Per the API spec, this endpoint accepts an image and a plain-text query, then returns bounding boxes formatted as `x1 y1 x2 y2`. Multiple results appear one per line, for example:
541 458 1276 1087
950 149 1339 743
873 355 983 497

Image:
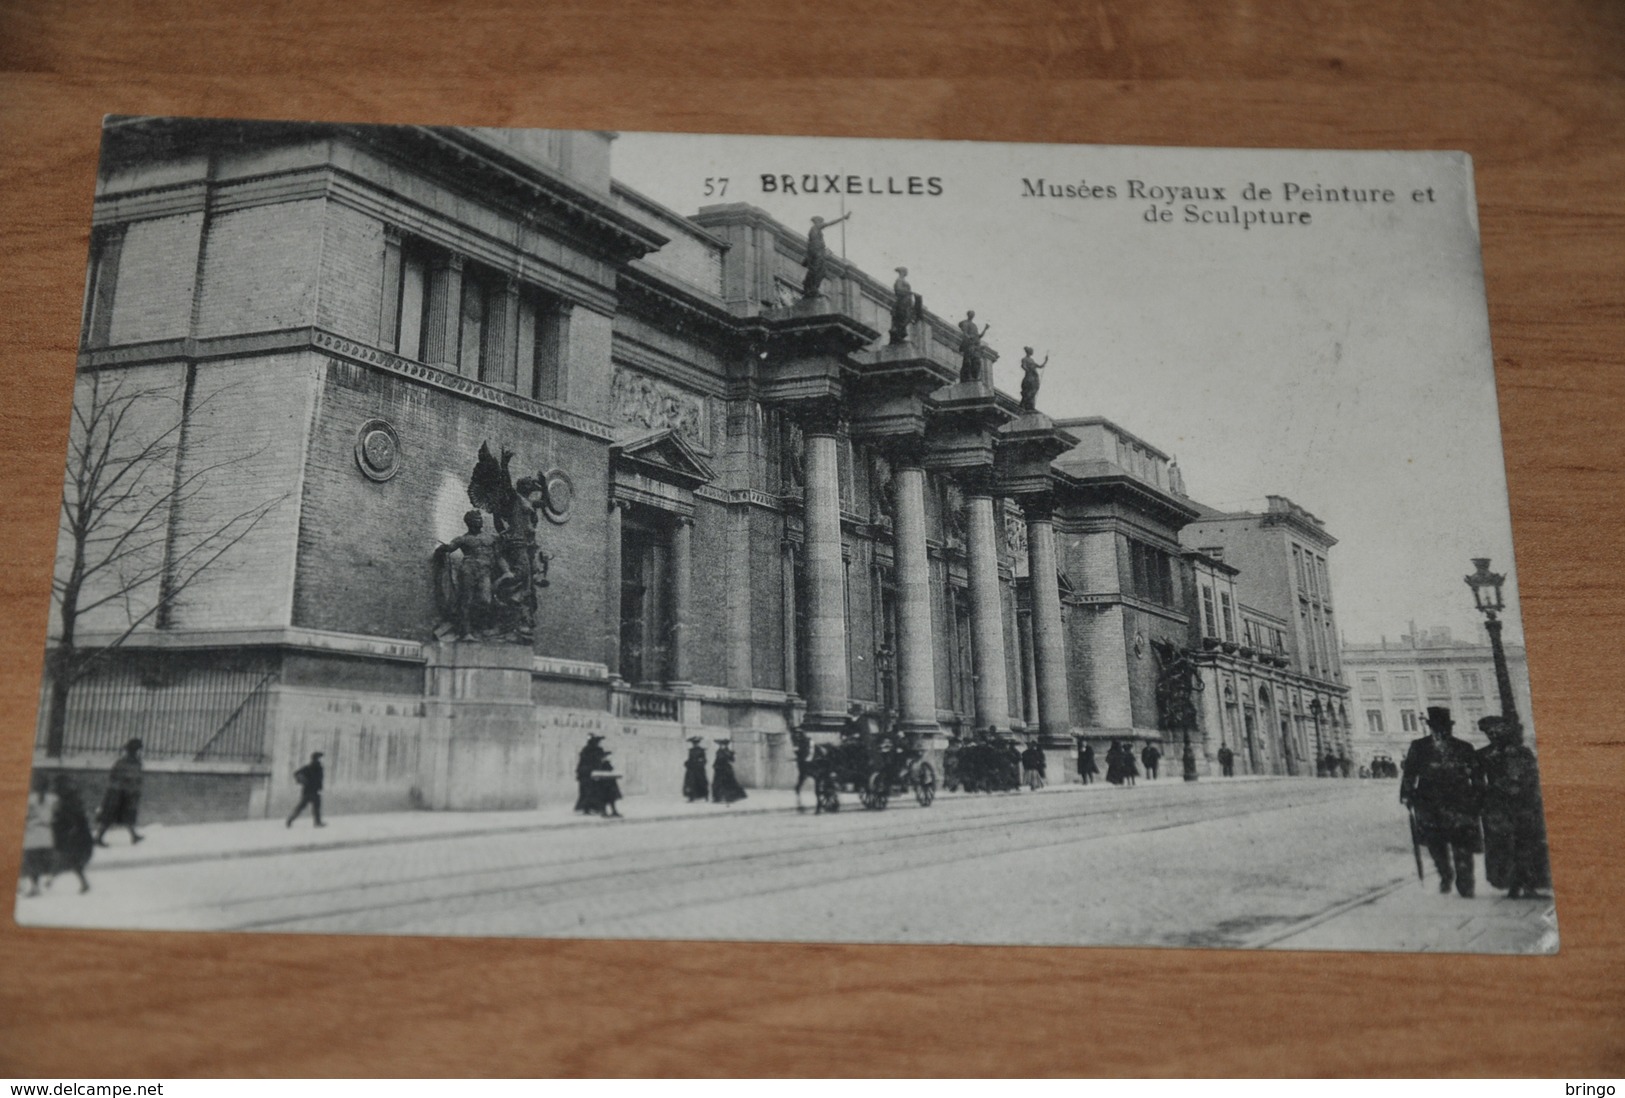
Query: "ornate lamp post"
1465 557 1522 735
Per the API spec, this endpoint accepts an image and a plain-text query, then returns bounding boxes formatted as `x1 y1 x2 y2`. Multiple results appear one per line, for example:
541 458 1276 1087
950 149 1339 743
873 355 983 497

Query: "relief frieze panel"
610 367 711 452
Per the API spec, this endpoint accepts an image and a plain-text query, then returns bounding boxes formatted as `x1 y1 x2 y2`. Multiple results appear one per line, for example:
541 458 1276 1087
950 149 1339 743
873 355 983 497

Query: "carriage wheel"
816 774 840 814
914 762 937 807
861 771 890 810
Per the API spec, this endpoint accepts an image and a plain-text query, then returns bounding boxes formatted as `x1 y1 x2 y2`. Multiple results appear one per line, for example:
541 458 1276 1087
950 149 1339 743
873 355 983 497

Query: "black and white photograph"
14 117 1556 954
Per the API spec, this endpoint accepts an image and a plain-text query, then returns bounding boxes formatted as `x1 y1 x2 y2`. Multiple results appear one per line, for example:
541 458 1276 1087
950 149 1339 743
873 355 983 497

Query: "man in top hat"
287 751 326 828
1400 706 1482 897
96 737 145 846
575 734 607 814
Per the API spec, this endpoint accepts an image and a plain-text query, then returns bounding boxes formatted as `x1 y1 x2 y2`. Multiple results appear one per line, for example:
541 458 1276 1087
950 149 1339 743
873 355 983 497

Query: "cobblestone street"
17 778 1557 954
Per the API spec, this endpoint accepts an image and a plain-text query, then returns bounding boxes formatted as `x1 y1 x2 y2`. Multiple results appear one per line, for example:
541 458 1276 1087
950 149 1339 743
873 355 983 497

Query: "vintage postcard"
14 118 1555 953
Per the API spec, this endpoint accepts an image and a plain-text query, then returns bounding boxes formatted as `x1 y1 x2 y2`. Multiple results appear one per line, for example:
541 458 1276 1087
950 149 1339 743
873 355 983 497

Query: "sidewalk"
83 771 1289 873
1253 871 1560 954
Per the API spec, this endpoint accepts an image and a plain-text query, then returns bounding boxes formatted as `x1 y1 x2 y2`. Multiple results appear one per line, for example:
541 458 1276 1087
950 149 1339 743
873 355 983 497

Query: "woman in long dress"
682 737 709 803
711 740 747 804
51 775 95 893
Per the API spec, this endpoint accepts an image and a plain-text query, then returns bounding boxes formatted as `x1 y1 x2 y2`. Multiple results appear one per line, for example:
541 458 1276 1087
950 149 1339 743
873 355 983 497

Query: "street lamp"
1465 557 1522 736
1309 697 1325 776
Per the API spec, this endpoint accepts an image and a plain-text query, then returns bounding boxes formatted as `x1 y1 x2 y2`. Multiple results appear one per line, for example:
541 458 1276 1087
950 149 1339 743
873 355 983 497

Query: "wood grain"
1 0 1621 1077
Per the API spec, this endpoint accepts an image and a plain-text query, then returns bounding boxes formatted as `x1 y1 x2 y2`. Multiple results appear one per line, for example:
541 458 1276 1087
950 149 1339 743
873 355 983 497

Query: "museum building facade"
38 119 1347 821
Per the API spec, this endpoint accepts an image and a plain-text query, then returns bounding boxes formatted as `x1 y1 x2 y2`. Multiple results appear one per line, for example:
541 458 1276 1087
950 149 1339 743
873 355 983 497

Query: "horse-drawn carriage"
802 711 937 813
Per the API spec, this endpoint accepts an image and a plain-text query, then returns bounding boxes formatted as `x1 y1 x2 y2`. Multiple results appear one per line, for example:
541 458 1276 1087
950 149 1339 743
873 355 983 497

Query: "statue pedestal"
422 640 539 811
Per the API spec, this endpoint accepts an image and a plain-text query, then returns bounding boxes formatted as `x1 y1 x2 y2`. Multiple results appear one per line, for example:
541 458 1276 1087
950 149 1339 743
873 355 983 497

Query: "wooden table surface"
1 0 1621 1078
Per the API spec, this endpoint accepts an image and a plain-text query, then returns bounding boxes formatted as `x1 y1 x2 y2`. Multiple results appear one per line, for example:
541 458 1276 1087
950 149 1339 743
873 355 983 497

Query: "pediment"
611 429 717 490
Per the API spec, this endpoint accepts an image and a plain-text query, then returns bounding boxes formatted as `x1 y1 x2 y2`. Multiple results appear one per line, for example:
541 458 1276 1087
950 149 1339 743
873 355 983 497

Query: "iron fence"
40 663 277 762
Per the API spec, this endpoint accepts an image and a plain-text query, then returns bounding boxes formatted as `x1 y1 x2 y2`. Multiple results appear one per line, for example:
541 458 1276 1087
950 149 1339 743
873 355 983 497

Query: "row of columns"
798 421 1072 741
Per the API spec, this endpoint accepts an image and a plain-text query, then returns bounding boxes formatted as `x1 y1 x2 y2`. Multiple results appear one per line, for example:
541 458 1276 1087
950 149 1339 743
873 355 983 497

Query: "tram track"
217 781 1378 937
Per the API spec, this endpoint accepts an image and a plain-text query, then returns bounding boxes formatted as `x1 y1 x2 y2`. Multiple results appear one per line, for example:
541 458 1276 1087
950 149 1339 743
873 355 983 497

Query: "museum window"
458 264 504 380
81 225 125 349
517 285 570 401
1200 584 1218 638
619 513 674 686
1219 590 1236 642
391 236 434 361
1425 670 1450 696
1359 673 1381 699
1400 708 1418 733
949 585 974 716
1466 703 1486 726
1365 709 1385 734
1129 539 1176 609
1391 671 1416 697
1459 669 1483 694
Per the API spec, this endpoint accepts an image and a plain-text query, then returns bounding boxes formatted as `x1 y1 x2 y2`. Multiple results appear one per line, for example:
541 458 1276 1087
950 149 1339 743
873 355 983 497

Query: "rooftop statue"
958 311 990 383
1018 347 1048 411
889 267 923 345
801 212 852 300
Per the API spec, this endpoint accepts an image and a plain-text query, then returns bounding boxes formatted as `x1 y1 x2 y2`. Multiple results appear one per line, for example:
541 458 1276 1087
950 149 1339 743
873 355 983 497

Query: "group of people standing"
1400 706 1551 901
1075 739 1166 786
681 736 747 805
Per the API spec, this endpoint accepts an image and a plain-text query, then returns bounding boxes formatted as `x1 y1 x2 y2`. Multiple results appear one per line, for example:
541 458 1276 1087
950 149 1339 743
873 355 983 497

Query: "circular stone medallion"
355 419 401 482
543 468 574 524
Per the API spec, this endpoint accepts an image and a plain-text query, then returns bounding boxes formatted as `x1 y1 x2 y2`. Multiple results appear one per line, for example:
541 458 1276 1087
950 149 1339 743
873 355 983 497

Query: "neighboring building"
1180 497 1353 774
39 118 1344 821
1342 624 1534 767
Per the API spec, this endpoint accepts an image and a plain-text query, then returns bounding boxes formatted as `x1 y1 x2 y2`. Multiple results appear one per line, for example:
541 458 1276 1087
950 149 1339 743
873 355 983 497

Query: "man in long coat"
1400 706 1482 897
95 737 145 846
1476 716 1551 899
575 734 607 814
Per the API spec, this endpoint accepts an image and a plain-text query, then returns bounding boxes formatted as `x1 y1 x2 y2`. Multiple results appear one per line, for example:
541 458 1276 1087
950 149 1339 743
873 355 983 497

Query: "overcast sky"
613 133 1524 645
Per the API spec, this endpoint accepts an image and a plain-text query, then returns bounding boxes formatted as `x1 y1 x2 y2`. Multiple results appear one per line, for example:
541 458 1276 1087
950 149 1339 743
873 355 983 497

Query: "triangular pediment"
611 429 716 489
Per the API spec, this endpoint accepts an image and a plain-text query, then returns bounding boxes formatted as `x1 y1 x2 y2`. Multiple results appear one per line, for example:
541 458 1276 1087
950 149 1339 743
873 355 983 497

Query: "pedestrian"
20 773 57 897
94 737 145 847
712 739 747 804
1021 740 1045 790
683 736 710 802
1105 741 1123 785
791 725 814 809
575 734 607 814
591 749 624 818
1123 743 1139 786
286 751 326 828
1078 741 1098 785
1399 706 1482 898
1476 716 1551 899
51 775 95 894
1217 743 1235 777
1141 742 1161 780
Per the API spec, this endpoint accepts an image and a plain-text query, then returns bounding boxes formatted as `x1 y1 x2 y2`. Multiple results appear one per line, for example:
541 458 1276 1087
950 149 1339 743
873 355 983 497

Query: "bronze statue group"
1400 705 1551 900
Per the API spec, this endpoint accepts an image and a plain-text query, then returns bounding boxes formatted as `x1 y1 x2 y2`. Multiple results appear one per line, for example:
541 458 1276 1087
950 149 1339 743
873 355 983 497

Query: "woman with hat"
1476 716 1551 899
711 739 747 804
95 738 145 846
591 747 624 818
682 736 709 803
51 774 95 894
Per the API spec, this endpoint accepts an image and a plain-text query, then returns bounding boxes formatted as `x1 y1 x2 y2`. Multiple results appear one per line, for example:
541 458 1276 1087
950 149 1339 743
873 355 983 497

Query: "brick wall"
293 356 611 661
108 213 203 344
317 201 386 344
166 353 317 631
195 201 321 338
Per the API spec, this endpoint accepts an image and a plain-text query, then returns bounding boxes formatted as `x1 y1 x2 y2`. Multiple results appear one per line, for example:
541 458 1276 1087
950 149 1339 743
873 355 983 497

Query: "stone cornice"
78 327 618 444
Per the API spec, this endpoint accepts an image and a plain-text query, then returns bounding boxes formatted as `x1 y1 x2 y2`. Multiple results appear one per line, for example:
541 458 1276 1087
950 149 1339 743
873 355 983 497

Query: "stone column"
423 254 464 372
378 226 403 348
669 515 693 687
801 416 849 729
892 463 938 735
1025 500 1072 737
965 491 1011 732
1017 610 1039 727
604 499 625 680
